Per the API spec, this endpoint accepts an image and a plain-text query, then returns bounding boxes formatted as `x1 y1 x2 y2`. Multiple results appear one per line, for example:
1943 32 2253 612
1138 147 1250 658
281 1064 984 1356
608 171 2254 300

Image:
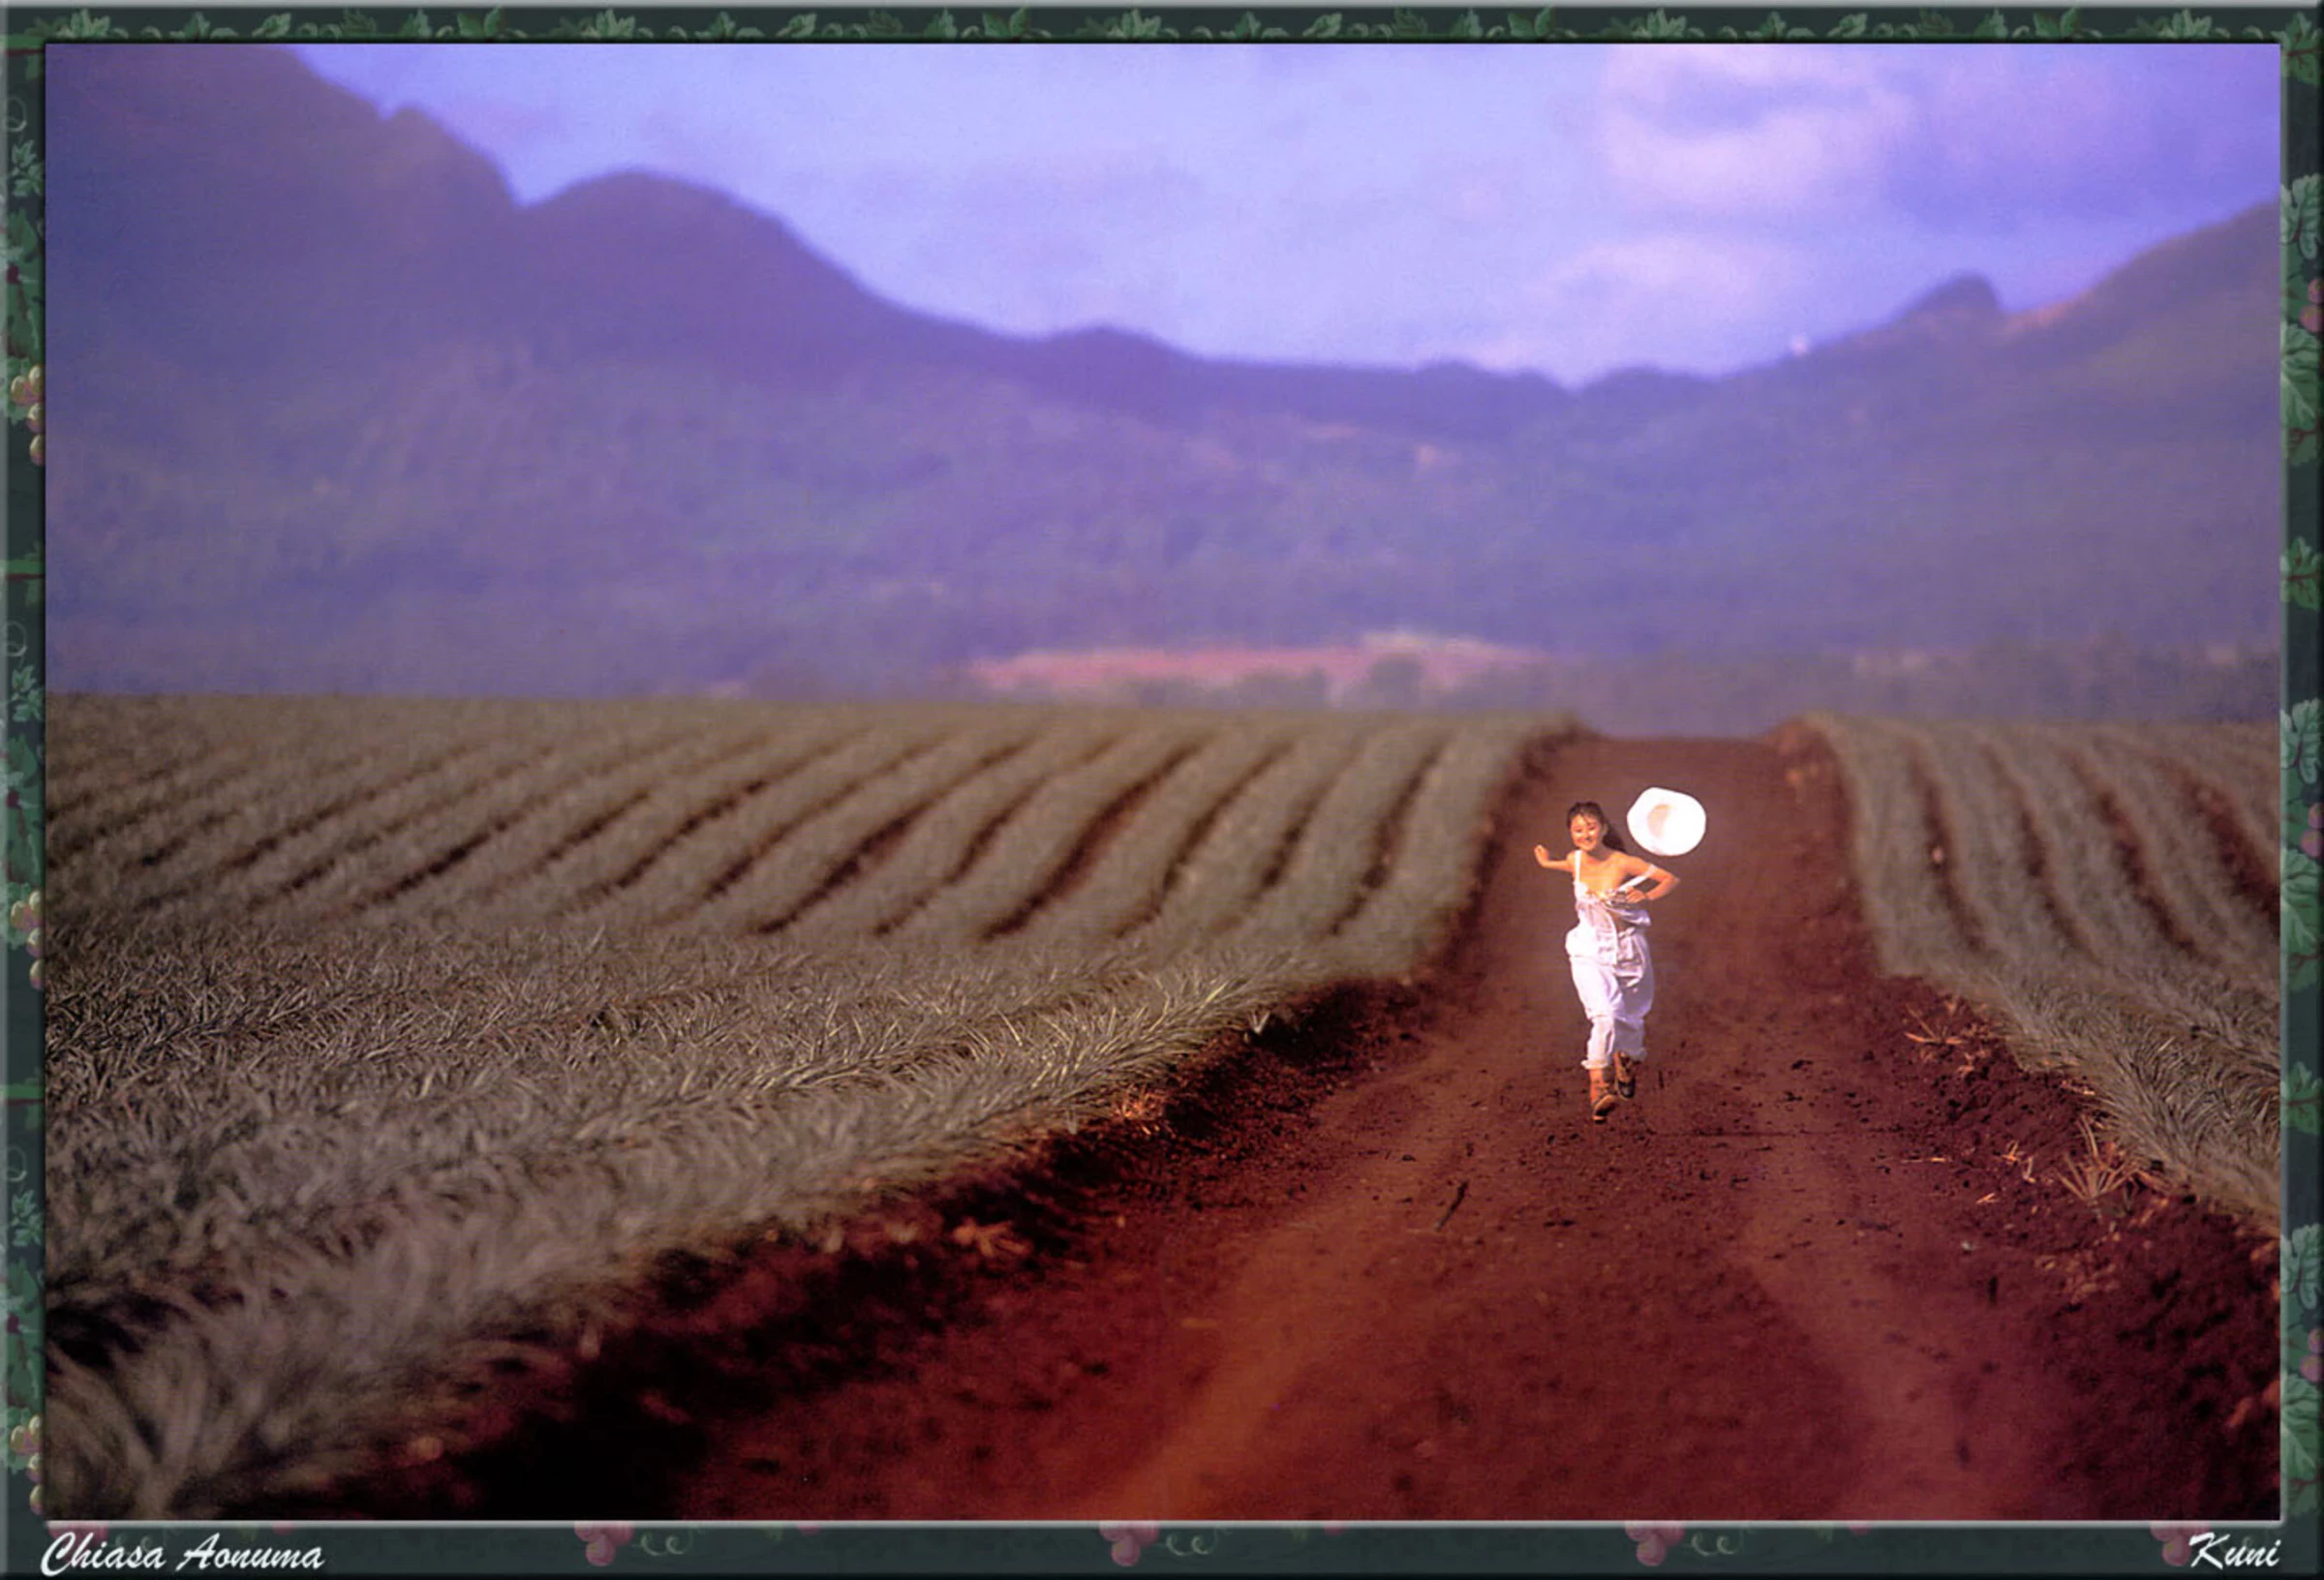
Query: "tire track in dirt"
319 732 2277 1522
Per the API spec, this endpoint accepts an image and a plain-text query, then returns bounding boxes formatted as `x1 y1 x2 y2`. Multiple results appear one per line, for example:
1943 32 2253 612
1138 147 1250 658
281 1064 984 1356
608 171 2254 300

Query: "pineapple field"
37 697 2283 1524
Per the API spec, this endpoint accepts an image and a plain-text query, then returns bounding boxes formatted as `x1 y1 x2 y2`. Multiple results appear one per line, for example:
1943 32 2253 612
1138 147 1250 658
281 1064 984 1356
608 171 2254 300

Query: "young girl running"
1533 801 1680 1122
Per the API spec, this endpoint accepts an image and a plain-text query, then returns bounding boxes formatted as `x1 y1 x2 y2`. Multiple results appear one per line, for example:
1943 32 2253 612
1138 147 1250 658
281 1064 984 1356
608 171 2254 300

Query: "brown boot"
1613 1051 1636 1100
1589 1067 1619 1122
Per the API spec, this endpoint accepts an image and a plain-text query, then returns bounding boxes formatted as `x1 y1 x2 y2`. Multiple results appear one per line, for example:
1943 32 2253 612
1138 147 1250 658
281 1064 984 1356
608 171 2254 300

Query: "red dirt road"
343 733 2279 1522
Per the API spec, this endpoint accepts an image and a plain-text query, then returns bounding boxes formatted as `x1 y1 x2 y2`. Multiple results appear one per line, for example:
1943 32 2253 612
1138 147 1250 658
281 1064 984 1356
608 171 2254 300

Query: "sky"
276 41 2273 386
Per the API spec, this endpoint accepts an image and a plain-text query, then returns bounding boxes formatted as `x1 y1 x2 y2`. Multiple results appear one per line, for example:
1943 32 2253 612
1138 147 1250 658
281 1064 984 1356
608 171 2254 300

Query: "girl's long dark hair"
1568 800 1629 853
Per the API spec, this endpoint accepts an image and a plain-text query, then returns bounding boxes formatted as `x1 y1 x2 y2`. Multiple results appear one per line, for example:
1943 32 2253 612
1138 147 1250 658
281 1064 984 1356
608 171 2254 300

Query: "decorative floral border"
0 3 2318 40
0 7 2316 1573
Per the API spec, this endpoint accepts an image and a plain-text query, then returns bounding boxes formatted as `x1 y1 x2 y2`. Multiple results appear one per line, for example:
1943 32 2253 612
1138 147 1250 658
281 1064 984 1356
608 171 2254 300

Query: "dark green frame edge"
0 6 2315 1574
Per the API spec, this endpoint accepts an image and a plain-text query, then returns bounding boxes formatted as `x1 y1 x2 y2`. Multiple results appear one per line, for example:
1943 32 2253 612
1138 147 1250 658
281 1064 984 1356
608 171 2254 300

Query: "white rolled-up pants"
1567 927 1653 1070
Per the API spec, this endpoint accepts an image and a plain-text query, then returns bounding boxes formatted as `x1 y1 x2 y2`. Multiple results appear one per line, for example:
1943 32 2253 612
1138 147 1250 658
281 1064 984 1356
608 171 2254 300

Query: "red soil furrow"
107 733 473 903
758 733 1046 936
1109 739 1296 938
539 729 862 915
983 737 1208 940
1898 729 1991 957
258 738 535 911
2146 749 2282 923
2062 747 2207 960
689 736 942 908
1981 736 2101 961
303 732 2278 1523
347 725 703 915
1326 735 1450 937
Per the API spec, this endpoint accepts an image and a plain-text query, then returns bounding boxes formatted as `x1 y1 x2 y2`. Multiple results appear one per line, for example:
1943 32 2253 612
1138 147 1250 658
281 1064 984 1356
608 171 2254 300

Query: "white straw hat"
1627 786 1706 858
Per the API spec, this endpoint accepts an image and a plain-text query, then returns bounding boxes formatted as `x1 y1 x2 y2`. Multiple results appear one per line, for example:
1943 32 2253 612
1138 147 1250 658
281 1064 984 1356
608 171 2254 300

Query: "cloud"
1467 232 1817 383
1595 46 1917 222
1594 44 2277 234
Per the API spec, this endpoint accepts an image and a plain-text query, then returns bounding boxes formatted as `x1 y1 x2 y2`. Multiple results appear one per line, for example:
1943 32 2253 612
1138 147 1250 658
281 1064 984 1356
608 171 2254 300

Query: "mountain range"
44 44 2280 712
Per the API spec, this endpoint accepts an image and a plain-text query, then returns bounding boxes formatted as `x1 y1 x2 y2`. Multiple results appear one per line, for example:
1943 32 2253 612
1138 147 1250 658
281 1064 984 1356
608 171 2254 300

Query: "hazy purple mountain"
43 44 2279 707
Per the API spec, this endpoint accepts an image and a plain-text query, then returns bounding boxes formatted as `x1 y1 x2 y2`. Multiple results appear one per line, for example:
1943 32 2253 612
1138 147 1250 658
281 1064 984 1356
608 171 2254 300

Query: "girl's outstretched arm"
1533 844 1574 871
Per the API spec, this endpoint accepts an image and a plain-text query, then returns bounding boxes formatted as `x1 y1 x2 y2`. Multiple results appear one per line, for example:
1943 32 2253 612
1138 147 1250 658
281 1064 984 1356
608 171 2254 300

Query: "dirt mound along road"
330 733 2278 1523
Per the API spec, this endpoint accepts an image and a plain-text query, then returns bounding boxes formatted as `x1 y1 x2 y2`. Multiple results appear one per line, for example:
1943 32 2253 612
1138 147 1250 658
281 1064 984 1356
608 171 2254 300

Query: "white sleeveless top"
1569 864 1650 963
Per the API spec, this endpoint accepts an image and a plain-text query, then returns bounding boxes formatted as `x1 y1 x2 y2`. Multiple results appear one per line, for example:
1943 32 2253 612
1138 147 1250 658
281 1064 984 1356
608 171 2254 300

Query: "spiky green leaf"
1825 13 1868 39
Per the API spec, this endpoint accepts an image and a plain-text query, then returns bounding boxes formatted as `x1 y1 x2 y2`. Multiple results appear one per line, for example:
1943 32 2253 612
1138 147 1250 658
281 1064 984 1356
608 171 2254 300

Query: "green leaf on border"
924 9 959 39
2286 176 2322 263
5 552 42 612
2285 844 2322 983
2285 14 2324 83
2288 701 2324 786
1506 5 1557 38
2289 540 2324 610
1606 9 1696 41
1826 13 1868 39
2288 321 2322 464
2290 1063 2324 1137
2 738 39 888
2131 9 2222 40
2285 1369 2322 1514
2289 1225 2324 1314
3 1261 38 1411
